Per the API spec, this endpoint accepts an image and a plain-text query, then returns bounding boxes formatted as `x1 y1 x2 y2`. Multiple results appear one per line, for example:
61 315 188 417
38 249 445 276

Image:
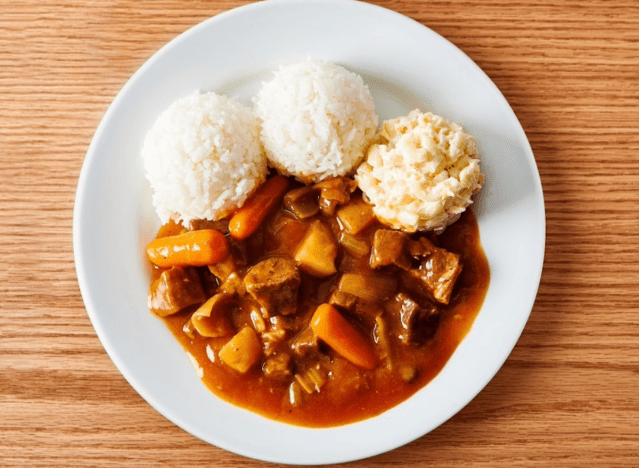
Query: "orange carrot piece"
229 175 289 240
147 229 229 268
311 304 377 370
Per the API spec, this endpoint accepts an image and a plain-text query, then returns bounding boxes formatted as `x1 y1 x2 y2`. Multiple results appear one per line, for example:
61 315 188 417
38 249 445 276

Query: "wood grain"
1 0 638 466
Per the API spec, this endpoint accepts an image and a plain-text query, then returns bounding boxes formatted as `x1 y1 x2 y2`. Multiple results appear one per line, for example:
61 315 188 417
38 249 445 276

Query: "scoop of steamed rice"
142 92 267 225
254 60 378 183
356 110 484 233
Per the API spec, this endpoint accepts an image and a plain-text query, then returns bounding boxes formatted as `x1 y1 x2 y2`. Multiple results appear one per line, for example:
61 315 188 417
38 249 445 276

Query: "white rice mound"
254 60 378 183
142 92 267 225
356 110 484 233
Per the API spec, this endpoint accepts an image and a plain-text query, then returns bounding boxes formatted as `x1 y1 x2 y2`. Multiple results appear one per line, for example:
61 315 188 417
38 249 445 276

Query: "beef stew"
146 175 490 427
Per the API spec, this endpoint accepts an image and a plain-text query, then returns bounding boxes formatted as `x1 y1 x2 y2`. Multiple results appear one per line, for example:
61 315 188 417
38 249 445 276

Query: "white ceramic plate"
73 0 545 464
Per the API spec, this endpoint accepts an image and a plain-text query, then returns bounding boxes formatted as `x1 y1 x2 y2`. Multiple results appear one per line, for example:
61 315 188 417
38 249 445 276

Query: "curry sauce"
149 176 490 427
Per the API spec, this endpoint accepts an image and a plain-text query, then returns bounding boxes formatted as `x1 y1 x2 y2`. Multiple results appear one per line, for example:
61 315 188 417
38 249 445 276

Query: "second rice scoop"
254 60 378 183
356 110 484 233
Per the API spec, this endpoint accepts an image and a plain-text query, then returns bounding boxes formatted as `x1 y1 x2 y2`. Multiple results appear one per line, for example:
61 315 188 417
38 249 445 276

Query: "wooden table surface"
2 0 638 466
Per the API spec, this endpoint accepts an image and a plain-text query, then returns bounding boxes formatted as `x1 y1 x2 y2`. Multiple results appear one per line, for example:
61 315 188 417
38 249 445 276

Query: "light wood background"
1 0 638 466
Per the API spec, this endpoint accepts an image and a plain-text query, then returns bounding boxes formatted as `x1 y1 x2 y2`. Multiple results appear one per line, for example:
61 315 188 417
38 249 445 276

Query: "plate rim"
73 0 546 464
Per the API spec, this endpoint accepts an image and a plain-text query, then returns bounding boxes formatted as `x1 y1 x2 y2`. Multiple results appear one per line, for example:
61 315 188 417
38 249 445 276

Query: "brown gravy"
153 195 489 427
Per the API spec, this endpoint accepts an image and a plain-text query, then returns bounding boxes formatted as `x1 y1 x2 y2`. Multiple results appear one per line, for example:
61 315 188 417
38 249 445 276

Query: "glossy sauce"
154 203 490 427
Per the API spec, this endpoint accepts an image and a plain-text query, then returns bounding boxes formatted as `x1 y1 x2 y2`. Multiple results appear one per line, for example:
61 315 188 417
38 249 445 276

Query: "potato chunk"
294 220 337 277
336 196 376 235
219 327 262 373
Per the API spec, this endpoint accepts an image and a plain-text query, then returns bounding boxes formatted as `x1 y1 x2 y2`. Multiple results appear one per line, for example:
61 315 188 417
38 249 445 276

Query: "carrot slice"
311 304 377 370
147 229 229 268
229 175 289 240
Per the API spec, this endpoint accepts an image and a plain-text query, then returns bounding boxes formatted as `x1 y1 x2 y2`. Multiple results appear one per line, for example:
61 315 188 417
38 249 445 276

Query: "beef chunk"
404 237 462 304
228 237 248 267
187 218 230 234
370 229 412 270
243 257 301 318
148 266 206 316
198 265 221 297
407 237 435 258
385 293 439 345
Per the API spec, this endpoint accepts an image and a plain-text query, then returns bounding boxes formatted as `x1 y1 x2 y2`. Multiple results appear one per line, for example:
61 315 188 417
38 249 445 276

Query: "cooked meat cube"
403 237 462 304
415 251 461 304
188 218 230 234
291 326 319 357
198 265 221 297
385 293 439 344
263 353 292 379
407 237 436 258
148 266 206 317
370 229 412 270
228 237 249 266
244 257 301 317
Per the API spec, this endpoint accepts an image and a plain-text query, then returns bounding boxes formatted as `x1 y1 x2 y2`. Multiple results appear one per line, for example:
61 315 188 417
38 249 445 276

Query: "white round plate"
73 0 545 464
